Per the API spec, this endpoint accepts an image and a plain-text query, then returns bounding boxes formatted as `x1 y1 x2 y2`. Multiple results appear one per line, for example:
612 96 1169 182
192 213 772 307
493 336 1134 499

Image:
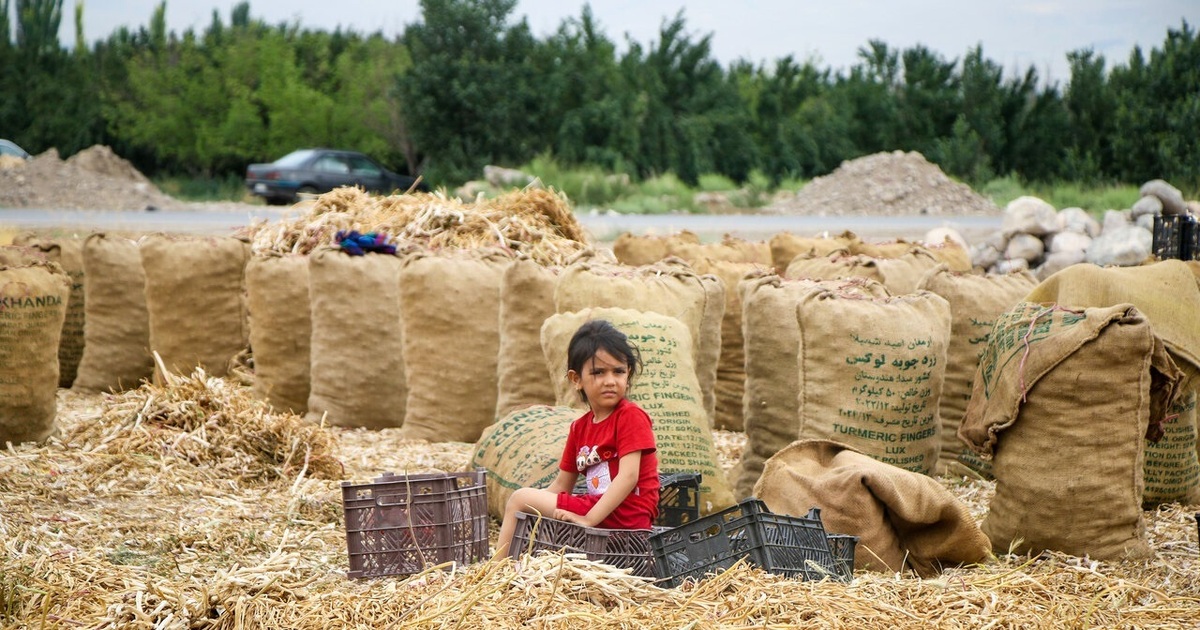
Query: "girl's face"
569 348 630 416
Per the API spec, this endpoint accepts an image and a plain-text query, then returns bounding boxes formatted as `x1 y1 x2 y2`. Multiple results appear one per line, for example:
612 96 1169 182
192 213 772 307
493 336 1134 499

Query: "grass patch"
153 173 253 202
980 175 1141 217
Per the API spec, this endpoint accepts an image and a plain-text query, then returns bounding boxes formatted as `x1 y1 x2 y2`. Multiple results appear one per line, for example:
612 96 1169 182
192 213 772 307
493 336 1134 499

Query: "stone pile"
970 179 1198 278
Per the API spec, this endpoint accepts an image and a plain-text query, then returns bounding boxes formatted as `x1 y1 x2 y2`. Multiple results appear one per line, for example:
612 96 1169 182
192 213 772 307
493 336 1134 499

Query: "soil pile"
766 151 1000 217
0 146 184 211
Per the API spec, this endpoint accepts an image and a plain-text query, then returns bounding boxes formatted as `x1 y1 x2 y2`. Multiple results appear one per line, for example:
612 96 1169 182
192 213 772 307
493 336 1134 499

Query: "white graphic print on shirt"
577 445 610 495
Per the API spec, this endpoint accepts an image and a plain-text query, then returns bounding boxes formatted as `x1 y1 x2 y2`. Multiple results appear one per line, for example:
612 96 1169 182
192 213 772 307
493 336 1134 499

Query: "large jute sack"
306 247 406 429
140 234 250 379
400 249 511 443
246 253 311 414
735 274 889 499
1147 376 1200 505
922 237 973 272
689 259 767 431
13 234 86 387
496 258 559 417
846 236 916 259
1024 261 1200 503
754 440 991 577
959 303 1182 560
611 231 700 266
0 260 70 444
542 307 735 514
783 251 884 285
471 405 577 519
797 289 950 476
554 256 721 426
917 266 1038 478
72 234 153 392
768 233 849 273
669 235 771 266
872 247 942 295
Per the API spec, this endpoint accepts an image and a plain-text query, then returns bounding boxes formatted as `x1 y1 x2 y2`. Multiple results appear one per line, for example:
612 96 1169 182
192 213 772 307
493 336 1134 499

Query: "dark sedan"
245 148 427 205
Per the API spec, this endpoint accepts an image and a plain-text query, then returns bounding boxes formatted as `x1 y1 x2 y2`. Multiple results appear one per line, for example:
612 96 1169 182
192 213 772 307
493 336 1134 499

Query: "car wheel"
296 185 319 202
265 196 289 206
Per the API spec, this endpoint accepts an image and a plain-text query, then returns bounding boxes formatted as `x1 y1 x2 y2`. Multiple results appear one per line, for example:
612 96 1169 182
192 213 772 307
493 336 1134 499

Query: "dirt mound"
766 151 1001 217
0 146 183 211
65 145 151 184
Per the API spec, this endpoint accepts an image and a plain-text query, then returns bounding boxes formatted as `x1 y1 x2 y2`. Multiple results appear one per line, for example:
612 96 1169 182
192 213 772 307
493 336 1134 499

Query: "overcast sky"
57 0 1198 85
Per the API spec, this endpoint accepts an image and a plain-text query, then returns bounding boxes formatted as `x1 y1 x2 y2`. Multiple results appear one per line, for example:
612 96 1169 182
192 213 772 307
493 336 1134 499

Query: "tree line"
2 0 1198 191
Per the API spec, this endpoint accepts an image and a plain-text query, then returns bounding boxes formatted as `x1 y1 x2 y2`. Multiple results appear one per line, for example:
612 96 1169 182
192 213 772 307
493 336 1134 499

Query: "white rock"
993 258 1030 274
924 227 969 250
1002 196 1058 236
1004 233 1046 263
985 231 1009 251
1136 213 1156 231
1085 226 1153 267
1046 231 1092 254
1131 195 1163 218
1057 207 1101 237
971 243 1001 270
1140 179 1187 215
483 165 536 189
1102 209 1132 234
1036 250 1088 280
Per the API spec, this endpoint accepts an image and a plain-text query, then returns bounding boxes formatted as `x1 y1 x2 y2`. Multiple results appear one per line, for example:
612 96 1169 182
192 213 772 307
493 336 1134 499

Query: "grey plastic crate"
826 534 859 583
657 472 702 528
1153 215 1187 260
649 498 840 588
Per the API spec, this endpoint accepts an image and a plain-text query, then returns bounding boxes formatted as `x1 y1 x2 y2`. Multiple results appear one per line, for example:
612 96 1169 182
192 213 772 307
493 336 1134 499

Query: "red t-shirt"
558 398 659 529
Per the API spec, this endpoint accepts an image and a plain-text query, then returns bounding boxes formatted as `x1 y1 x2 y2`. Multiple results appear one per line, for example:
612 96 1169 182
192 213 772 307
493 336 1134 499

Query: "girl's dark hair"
567 319 642 400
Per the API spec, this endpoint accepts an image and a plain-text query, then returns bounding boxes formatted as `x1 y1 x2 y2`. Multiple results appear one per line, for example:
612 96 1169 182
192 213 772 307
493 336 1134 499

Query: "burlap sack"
768 233 849 273
922 237 973 272
783 251 885 284
959 303 1182 560
1024 261 1200 503
542 307 735 514
917 266 1038 478
554 256 720 426
873 247 942 295
735 274 889 499
246 253 311 414
669 236 771 266
1147 379 1200 505
72 234 153 392
496 258 559 417
797 290 950 476
0 245 47 266
754 440 991 577
306 247 406 429
611 231 700 266
400 249 511 443
471 405 577 519
847 236 915 259
689 259 767 431
697 274 726 425
140 234 250 379
0 260 71 444
13 234 85 387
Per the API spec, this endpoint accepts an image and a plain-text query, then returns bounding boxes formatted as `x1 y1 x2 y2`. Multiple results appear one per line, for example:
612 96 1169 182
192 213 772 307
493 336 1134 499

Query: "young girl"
496 319 660 555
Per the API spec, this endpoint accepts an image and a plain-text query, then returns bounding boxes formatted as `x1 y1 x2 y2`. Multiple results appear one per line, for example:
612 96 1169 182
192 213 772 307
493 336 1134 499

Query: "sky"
56 0 1199 85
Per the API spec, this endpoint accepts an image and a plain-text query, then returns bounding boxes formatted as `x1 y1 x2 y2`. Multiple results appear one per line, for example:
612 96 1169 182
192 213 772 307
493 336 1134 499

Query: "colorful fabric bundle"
336 230 396 256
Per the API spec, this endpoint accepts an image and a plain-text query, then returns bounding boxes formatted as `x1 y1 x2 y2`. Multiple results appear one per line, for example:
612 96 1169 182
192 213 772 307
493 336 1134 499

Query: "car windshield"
274 149 317 168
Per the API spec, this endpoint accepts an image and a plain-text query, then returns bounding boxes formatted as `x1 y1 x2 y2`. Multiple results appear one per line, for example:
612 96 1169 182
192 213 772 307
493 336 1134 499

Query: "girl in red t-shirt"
496 319 660 555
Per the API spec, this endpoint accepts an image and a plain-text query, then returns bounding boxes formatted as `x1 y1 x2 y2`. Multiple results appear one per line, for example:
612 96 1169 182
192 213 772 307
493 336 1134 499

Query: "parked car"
245 148 428 205
0 139 31 160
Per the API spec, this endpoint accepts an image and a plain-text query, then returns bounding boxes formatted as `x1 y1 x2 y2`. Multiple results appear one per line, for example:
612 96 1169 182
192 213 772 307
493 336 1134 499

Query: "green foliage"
980 175 1139 214
697 173 737 192
520 153 634 207
153 173 253 202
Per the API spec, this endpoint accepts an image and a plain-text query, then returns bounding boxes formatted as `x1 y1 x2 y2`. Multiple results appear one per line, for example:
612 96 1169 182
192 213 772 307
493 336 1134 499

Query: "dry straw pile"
2 376 1199 628
245 187 589 264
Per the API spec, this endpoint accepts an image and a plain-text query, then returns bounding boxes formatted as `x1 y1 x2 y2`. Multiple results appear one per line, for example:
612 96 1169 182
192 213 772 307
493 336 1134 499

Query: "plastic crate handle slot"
689 523 724 543
376 494 411 507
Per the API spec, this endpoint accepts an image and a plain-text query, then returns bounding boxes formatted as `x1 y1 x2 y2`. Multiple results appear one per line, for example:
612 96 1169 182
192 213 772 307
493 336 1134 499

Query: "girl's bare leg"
496 487 561 556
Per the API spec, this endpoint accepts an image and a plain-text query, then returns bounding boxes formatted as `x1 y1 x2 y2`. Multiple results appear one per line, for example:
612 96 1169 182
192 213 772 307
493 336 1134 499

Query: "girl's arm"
559 450 642 527
546 469 578 495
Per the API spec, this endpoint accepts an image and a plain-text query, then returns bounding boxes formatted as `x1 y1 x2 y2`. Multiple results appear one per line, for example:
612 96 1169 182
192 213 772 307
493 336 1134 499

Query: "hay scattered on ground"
2 384 1198 628
245 187 589 265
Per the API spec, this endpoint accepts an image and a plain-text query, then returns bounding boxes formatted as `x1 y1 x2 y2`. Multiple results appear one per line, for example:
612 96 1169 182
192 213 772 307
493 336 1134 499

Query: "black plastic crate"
1154 215 1187 260
1183 215 1200 260
341 469 489 579
657 472 702 527
826 534 859 583
649 498 840 588
509 512 657 578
